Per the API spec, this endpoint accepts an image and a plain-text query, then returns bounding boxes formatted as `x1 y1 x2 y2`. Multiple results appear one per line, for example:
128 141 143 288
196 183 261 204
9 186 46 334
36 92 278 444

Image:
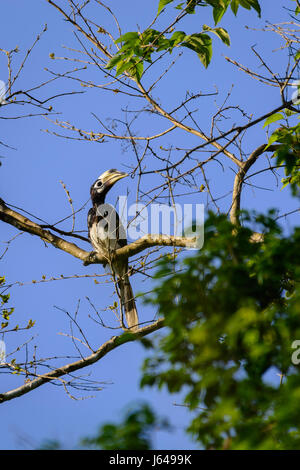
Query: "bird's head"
90 169 128 203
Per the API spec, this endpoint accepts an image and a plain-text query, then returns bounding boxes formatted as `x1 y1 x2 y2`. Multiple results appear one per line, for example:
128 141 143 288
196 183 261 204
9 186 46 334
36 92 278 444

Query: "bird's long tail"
118 273 139 332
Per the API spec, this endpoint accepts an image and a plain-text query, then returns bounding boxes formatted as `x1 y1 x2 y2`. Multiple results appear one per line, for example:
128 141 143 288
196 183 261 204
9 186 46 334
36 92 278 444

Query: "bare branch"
230 144 280 225
0 318 164 404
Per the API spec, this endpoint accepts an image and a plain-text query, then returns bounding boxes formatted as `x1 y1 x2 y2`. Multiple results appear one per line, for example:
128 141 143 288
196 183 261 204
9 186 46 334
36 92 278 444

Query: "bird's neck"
92 194 106 206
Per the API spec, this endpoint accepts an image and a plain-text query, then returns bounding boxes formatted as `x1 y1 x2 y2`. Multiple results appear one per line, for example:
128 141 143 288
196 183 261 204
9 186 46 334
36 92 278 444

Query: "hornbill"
88 169 139 331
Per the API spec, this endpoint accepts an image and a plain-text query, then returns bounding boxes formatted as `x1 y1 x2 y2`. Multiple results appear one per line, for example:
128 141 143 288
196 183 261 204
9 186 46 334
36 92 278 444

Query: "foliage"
141 211 300 449
81 403 170 450
0 276 35 334
0 276 14 330
263 44 300 195
265 119 300 196
105 0 260 77
157 0 261 20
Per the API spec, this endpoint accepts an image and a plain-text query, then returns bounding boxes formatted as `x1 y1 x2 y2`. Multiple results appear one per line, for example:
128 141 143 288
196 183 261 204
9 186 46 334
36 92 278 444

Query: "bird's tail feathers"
119 274 139 332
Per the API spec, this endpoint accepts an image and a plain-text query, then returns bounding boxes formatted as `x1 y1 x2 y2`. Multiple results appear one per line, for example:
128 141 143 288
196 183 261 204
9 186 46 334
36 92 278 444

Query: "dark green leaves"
211 0 231 24
230 0 239 15
0 276 14 330
175 27 230 68
157 0 261 23
115 32 140 45
213 0 261 24
105 31 145 81
218 0 261 24
141 212 300 449
269 123 300 195
105 0 262 79
263 107 300 195
182 33 213 68
239 0 261 16
106 22 231 78
203 24 231 45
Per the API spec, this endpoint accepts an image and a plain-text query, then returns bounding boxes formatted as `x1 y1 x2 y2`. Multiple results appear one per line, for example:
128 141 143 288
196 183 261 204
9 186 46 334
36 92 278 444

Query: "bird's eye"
96 181 102 187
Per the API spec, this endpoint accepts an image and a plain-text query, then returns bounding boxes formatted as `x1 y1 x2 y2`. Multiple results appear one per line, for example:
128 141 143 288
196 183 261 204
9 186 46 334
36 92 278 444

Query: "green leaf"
265 132 280 149
284 108 297 117
247 0 261 16
238 0 251 9
231 0 239 15
170 31 187 45
203 25 230 46
238 0 261 16
263 113 284 128
157 0 174 15
115 57 144 81
105 53 124 70
213 6 227 24
182 33 213 68
115 59 133 76
134 61 144 82
198 48 212 68
115 32 140 44
156 38 173 52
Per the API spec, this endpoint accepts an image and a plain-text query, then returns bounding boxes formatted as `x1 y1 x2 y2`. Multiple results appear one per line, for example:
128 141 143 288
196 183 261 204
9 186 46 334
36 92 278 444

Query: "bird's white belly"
90 204 125 253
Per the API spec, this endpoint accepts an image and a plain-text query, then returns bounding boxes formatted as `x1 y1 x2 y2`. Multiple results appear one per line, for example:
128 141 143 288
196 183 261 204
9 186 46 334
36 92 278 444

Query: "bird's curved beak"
100 170 128 188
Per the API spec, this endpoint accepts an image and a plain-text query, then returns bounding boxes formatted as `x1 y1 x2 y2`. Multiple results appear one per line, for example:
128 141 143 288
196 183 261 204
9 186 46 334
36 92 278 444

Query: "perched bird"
88 169 139 331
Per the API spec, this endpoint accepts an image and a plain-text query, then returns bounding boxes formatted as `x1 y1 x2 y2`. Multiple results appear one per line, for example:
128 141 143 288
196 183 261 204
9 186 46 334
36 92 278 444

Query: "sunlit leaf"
263 113 284 128
157 0 174 15
203 24 230 45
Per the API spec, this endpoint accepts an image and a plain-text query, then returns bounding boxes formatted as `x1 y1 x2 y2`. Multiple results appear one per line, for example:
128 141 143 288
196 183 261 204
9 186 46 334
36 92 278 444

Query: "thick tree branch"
0 198 90 262
84 233 197 265
0 199 196 264
230 144 279 225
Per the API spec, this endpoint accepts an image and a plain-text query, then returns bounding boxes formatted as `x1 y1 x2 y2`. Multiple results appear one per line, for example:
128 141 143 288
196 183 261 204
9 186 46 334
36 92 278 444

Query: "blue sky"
0 0 298 449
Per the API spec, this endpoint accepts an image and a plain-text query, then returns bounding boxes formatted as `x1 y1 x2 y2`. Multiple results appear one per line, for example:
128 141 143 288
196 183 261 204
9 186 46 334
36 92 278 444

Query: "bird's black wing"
87 206 96 238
